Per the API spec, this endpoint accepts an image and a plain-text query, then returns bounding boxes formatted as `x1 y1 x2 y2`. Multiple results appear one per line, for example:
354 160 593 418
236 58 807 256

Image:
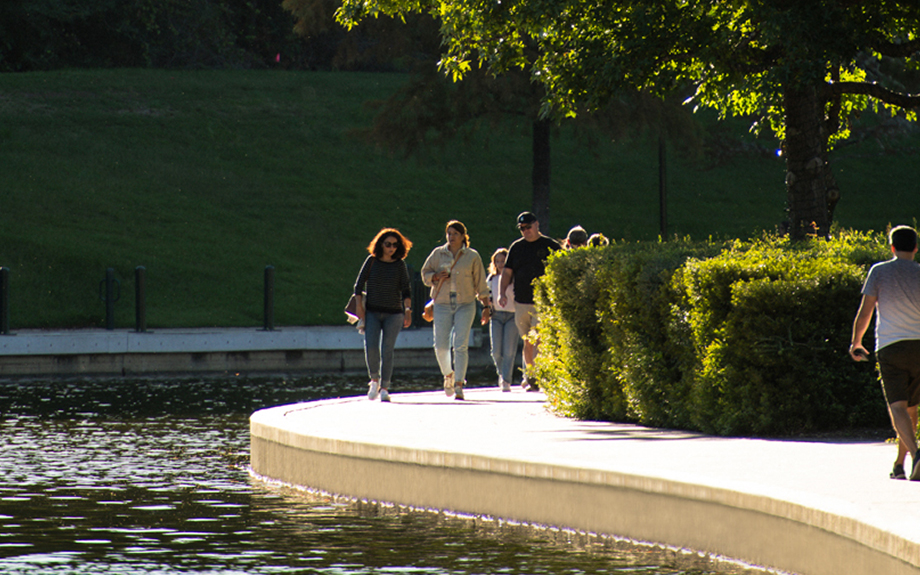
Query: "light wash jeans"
364 311 404 387
432 294 477 384
490 310 520 384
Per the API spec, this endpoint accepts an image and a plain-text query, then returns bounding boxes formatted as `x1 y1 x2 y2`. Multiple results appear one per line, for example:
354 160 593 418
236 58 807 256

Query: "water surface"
0 373 781 574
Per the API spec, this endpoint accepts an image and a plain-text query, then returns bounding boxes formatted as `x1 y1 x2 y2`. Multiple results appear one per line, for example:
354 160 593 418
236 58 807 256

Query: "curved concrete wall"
250 392 920 575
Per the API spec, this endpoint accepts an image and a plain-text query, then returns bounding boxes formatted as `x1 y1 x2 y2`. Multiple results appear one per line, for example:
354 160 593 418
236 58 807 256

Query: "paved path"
251 386 920 575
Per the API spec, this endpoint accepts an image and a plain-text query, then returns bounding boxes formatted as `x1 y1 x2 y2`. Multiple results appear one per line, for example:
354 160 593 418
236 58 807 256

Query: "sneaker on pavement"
443 373 455 397
380 389 390 402
454 385 464 400
500 379 511 392
367 380 380 400
912 450 920 481
891 463 907 480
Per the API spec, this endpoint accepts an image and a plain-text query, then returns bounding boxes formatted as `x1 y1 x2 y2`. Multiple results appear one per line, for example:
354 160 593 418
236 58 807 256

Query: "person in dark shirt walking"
498 212 562 391
354 228 413 402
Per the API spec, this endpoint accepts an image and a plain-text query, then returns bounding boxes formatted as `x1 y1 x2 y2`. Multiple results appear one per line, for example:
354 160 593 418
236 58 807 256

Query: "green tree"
0 0 312 71
283 0 441 70
336 0 920 239
287 0 704 234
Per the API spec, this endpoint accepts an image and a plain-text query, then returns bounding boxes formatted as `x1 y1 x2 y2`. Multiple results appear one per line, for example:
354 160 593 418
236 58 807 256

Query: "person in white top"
851 225 920 480
486 248 519 392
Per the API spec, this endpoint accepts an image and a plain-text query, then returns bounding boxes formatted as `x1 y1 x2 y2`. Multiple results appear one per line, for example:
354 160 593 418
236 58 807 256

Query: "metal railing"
0 264 435 334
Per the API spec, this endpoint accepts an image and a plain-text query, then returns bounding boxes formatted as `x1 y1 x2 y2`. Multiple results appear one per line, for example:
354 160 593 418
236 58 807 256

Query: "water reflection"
0 374 779 574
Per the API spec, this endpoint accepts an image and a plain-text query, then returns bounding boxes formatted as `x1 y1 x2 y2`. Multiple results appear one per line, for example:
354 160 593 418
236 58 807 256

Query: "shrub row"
533 230 892 436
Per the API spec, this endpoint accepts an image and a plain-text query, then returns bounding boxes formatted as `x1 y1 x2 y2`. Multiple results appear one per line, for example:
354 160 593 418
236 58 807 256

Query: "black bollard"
263 265 275 331
0 267 9 335
135 266 147 333
659 133 668 239
409 266 426 328
99 268 120 331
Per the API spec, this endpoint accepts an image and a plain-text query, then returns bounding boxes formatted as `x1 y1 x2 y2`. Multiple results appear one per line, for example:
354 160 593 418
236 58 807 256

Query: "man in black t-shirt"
499 212 562 391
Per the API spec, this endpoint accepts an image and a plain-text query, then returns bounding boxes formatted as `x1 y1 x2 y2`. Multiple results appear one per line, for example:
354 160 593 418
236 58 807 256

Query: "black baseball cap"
517 212 537 225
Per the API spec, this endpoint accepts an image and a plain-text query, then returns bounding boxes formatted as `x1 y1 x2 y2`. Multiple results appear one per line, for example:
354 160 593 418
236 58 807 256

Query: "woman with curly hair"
353 228 413 402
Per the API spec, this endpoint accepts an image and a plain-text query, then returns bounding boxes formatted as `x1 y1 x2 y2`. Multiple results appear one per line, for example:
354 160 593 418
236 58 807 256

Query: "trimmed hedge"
534 230 892 436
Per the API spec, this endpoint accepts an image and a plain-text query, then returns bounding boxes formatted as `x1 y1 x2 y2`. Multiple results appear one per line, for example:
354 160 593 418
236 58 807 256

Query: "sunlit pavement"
252 386 920 575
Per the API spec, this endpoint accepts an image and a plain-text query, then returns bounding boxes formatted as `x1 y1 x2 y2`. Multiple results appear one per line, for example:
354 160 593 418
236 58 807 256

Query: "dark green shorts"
877 339 920 406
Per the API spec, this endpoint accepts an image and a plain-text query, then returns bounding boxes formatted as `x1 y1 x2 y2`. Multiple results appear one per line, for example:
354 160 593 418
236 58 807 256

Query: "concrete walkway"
250 386 920 575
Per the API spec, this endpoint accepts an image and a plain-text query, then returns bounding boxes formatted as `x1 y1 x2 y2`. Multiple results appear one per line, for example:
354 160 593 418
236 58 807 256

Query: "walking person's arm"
354 257 372 322
400 262 412 328
498 268 513 308
850 294 877 361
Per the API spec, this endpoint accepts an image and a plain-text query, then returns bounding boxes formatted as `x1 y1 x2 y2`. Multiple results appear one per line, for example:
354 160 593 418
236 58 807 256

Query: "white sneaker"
500 379 511 392
368 380 380 400
443 373 455 397
380 389 390 402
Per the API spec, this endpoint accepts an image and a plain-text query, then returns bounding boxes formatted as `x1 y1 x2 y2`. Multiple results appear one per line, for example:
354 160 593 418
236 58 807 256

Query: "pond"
0 372 783 574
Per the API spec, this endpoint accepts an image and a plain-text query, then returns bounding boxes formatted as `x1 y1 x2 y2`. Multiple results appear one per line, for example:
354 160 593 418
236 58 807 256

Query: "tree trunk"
783 85 832 239
532 118 551 234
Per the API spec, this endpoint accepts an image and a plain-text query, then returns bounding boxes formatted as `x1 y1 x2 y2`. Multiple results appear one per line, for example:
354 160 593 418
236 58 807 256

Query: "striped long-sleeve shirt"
354 256 411 314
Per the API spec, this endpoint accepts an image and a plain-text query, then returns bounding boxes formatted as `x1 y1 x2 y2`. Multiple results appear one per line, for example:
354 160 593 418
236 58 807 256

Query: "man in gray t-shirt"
851 225 920 480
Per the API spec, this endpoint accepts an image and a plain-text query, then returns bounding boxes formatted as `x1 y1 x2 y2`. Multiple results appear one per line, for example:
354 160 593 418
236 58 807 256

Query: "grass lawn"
0 68 916 329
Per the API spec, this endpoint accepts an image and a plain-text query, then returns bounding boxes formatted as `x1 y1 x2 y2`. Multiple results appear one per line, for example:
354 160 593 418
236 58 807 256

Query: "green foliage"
535 239 724 425
532 247 621 421
284 0 441 72
674 233 890 435
0 69 915 330
0 0 311 71
0 69 771 329
334 0 920 238
336 0 920 124
535 230 893 436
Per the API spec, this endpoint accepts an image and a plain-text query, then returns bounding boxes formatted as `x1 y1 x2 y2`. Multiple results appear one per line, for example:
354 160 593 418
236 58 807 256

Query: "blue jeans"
490 310 520 383
364 311 404 387
433 294 477 384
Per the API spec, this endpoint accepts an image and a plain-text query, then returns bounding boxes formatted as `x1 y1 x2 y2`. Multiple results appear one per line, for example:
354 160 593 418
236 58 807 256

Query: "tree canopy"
0 0 340 71
337 0 920 238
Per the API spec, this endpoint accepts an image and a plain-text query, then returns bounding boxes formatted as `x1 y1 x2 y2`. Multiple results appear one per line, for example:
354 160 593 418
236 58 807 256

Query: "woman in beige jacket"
421 220 490 400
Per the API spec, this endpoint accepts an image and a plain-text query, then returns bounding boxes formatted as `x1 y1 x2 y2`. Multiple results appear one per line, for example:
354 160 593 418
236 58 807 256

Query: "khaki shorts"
877 339 920 406
514 304 539 340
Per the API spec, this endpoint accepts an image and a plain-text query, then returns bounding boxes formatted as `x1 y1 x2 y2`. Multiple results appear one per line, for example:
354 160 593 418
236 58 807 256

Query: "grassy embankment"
0 68 916 329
